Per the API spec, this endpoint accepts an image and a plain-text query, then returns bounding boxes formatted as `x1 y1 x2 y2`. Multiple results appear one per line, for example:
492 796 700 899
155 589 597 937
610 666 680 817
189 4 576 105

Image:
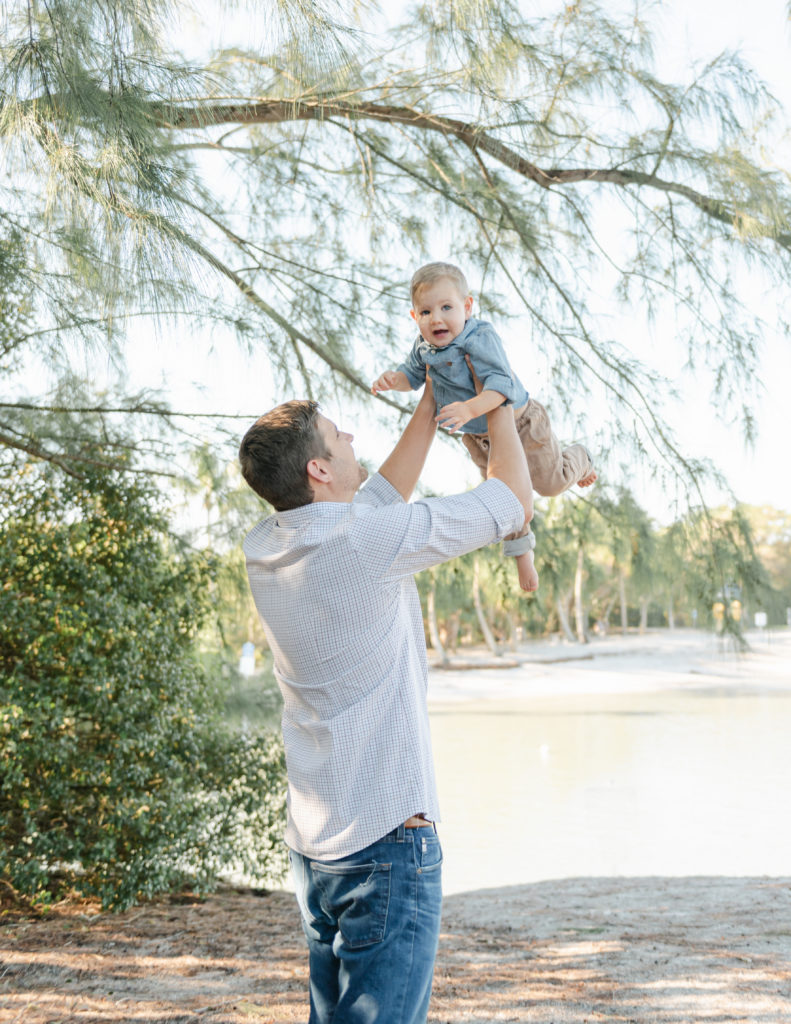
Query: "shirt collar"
274 501 351 528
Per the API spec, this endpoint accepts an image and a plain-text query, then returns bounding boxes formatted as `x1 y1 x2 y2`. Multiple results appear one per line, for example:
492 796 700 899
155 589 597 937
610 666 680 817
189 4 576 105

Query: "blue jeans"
289 823 443 1024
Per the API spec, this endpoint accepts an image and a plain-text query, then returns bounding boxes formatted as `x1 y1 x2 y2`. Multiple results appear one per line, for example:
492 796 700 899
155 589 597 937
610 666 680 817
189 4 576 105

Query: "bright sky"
116 0 791 520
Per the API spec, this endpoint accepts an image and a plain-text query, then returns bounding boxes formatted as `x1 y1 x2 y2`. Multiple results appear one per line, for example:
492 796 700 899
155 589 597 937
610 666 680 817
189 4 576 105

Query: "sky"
115 0 791 521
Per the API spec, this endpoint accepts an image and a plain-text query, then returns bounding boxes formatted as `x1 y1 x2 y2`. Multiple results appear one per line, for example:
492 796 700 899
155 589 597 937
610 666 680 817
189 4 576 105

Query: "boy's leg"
462 433 539 591
517 399 595 496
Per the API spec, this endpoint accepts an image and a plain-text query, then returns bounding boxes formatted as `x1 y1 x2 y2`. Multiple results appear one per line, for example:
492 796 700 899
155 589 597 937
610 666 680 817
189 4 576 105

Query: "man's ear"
306 457 331 486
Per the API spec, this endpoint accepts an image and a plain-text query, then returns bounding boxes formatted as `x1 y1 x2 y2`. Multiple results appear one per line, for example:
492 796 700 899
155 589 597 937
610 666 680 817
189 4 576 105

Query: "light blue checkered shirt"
244 472 524 859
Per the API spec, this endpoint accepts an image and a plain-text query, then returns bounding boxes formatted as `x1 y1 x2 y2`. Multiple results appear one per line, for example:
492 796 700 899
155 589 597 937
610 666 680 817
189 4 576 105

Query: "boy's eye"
442 304 452 310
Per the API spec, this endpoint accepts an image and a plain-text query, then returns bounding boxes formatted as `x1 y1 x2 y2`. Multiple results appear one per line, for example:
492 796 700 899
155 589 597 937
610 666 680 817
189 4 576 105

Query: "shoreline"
427 627 791 703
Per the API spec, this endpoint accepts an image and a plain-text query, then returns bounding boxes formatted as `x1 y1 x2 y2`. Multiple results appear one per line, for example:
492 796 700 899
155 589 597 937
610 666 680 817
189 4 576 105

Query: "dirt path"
2 876 790 1023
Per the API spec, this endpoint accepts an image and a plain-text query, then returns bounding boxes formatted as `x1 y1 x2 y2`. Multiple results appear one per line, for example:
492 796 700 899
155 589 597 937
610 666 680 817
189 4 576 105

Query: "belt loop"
396 822 406 841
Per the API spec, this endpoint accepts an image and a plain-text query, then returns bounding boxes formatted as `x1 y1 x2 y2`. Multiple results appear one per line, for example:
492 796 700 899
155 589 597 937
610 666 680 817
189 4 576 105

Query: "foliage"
742 506 791 622
677 504 774 629
0 0 789 505
0 455 286 910
185 444 272 654
416 487 786 646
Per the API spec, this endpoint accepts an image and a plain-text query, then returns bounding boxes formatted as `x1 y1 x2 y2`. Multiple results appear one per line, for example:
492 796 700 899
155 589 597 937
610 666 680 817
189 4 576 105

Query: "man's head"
239 400 366 510
410 262 473 349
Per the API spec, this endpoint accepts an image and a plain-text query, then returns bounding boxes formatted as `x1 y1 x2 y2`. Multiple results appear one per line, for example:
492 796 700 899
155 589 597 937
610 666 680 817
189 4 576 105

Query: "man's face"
316 415 368 494
411 278 473 348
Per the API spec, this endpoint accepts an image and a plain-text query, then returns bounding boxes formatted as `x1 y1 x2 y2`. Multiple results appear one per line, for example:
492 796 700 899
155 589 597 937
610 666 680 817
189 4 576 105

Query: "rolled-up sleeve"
396 339 427 391
464 325 521 406
351 478 525 580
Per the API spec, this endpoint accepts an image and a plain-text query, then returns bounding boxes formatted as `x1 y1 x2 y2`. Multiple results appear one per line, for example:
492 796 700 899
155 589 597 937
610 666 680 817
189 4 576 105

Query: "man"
239 377 532 1024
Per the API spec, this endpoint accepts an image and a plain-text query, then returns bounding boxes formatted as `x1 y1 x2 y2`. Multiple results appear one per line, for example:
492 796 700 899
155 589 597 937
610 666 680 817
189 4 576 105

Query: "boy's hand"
437 401 473 433
372 370 411 394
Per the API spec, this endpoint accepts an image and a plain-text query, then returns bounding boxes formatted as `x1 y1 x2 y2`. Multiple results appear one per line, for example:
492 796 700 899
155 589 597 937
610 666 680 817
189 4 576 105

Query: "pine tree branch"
149 97 791 251
151 193 412 413
0 423 178 479
0 401 257 419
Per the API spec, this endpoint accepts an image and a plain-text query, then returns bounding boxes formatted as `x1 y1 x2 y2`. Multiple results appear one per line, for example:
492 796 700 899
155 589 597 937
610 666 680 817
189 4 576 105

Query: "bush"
0 461 286 909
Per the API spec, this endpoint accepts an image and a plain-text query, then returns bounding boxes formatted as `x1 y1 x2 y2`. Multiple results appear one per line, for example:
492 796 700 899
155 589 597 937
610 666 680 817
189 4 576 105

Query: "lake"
428 629 791 895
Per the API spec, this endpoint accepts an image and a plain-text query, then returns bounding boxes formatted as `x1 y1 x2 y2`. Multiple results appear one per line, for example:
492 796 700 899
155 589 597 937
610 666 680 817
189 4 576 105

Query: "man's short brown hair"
410 262 470 306
239 400 329 511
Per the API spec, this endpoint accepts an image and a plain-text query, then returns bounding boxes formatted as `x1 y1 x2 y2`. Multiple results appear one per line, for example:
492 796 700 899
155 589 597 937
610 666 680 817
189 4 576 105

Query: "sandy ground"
3 630 791 1023
2 877 790 1023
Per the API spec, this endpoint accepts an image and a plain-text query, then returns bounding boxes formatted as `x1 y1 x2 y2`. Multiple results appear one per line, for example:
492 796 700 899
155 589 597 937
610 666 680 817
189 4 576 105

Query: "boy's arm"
377 377 438 500
436 388 505 432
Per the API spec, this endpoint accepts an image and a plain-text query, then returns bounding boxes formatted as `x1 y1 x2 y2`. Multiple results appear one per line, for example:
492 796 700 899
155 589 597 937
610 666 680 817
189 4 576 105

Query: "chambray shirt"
244 472 524 860
397 317 529 434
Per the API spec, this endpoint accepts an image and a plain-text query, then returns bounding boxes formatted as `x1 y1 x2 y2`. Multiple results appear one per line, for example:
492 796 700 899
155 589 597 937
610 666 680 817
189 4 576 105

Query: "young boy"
371 261 596 592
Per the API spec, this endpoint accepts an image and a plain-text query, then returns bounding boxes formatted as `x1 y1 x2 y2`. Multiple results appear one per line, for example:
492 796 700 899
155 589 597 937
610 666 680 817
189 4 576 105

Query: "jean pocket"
417 833 443 875
311 860 392 949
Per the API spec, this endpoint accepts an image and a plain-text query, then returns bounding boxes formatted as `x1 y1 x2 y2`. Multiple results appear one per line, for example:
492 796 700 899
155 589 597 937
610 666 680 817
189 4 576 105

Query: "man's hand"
436 401 473 433
372 370 411 394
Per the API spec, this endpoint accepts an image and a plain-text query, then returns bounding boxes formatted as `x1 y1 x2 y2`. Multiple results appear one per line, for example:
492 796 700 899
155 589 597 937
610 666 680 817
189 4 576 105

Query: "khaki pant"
462 398 591 544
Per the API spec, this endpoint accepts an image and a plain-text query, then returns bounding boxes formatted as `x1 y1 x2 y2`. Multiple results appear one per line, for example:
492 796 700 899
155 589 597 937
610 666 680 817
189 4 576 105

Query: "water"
429 632 791 894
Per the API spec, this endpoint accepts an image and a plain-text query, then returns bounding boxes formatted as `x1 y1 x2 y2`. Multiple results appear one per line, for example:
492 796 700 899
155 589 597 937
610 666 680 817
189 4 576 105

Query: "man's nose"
341 431 353 442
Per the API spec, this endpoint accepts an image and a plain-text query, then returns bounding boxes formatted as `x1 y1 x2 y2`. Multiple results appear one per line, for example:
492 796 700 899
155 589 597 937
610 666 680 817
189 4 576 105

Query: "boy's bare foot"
577 446 597 487
515 550 539 592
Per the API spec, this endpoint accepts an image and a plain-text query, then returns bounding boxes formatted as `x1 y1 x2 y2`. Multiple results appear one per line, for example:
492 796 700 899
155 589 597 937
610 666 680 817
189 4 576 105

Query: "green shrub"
0 461 286 909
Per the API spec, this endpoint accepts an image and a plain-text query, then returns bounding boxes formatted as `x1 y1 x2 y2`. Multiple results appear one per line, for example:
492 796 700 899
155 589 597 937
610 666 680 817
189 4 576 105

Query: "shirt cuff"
480 372 519 406
471 478 525 538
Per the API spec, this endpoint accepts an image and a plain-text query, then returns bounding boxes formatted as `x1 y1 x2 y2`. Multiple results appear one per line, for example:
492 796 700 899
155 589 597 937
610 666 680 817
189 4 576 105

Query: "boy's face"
410 278 473 348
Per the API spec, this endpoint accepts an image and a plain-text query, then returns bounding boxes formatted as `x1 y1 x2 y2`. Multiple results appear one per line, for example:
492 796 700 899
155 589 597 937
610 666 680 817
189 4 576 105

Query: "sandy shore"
3 630 791 1022
427 627 791 701
3 876 790 1022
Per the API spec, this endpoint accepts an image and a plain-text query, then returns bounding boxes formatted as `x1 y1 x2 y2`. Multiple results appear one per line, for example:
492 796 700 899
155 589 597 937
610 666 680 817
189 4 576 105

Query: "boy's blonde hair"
410 262 470 305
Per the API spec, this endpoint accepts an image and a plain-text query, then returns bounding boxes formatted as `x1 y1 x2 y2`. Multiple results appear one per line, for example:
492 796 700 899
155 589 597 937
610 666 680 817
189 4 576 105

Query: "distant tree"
741 506 791 624
675 504 772 634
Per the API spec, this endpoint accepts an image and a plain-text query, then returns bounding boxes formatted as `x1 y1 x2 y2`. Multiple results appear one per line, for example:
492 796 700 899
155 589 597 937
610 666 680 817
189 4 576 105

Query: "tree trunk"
667 593 675 630
619 568 628 636
426 585 448 665
505 611 519 652
445 612 460 654
556 592 576 643
473 557 500 656
574 543 588 643
639 596 649 633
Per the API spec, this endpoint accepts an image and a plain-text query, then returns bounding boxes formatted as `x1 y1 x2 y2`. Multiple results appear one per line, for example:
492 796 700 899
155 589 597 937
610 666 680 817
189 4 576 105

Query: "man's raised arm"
378 378 438 501
485 402 533 528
